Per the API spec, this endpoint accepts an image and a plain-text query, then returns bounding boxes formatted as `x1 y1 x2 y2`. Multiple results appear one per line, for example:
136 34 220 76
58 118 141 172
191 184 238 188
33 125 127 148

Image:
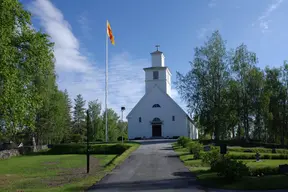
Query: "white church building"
126 47 198 140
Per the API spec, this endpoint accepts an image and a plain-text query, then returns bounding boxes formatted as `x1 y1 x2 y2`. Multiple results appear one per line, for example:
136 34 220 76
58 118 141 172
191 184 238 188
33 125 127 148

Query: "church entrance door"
152 124 162 137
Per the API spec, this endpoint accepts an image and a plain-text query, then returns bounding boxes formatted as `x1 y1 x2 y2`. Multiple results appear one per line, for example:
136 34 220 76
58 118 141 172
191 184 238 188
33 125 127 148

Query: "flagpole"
105 22 108 143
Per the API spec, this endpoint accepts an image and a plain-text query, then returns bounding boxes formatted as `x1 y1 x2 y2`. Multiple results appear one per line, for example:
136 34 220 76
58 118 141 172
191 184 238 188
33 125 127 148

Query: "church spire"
155 45 160 51
150 45 165 67
144 46 171 96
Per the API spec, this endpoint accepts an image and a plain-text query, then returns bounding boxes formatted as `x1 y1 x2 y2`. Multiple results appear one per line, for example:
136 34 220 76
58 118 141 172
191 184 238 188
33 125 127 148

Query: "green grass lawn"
214 151 288 160
0 143 139 192
196 172 288 190
244 159 288 168
173 143 288 190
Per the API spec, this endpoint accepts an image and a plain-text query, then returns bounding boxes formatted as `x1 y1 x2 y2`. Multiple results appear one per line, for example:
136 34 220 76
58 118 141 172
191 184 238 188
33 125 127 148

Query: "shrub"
228 147 288 154
117 136 128 141
18 146 34 155
90 144 130 154
188 141 203 159
0 142 18 151
70 134 83 143
199 139 288 149
227 152 288 160
213 157 249 181
201 146 220 168
177 136 191 148
249 167 279 176
47 143 130 155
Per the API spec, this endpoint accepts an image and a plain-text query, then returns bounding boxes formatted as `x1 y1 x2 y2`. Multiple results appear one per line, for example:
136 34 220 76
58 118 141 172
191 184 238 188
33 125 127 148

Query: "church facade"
126 47 198 140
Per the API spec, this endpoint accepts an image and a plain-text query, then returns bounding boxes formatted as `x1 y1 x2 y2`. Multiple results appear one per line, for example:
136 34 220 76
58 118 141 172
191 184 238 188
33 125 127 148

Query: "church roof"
150 50 163 54
126 84 192 122
143 66 172 76
143 66 167 70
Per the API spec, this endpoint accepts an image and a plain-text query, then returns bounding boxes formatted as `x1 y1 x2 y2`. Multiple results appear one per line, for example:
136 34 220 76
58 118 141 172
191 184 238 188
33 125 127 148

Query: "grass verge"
172 143 288 190
0 142 140 192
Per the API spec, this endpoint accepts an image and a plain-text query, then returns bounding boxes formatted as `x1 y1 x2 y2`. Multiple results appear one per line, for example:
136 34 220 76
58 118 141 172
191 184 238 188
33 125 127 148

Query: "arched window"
151 117 162 125
139 117 142 123
152 104 161 108
153 117 161 122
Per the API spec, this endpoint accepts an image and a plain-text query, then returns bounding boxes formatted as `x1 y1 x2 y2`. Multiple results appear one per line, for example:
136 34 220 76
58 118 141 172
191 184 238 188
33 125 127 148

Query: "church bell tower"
143 45 172 96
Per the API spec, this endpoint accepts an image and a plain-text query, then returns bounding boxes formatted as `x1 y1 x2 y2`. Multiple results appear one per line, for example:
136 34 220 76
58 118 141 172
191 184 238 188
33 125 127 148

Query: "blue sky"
22 0 287 118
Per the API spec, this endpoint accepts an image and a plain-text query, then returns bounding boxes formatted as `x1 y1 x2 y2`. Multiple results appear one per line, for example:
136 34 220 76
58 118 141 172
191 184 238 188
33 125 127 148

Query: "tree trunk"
32 136 37 152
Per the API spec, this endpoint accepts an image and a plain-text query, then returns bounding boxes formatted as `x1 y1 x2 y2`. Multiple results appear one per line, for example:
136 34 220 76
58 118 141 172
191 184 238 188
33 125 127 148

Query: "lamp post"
121 107 125 143
86 109 90 173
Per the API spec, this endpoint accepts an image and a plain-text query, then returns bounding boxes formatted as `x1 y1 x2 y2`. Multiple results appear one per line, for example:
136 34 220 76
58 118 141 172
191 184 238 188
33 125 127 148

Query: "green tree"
223 79 240 139
72 94 86 141
264 67 282 143
246 67 267 140
61 89 73 143
117 121 128 140
230 44 257 140
0 0 56 144
176 30 229 140
102 108 120 142
86 109 92 143
280 61 288 145
87 100 102 141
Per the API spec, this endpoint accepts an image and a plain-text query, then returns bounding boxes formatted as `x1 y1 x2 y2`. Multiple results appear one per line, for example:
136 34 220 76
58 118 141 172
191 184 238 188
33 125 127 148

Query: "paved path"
88 139 288 192
88 139 205 192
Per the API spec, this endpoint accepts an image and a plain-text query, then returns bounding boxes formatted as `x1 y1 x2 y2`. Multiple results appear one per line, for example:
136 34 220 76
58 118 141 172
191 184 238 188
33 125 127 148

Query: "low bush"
213 157 250 181
177 136 191 148
18 146 34 155
228 147 288 154
47 143 130 155
249 167 279 176
262 154 288 159
201 146 221 168
70 134 85 143
188 141 203 159
227 152 288 160
0 142 18 151
198 139 288 149
117 136 128 141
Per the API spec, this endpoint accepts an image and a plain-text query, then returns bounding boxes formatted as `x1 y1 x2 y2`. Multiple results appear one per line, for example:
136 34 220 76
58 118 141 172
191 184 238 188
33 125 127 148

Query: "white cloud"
77 12 93 41
258 0 283 33
27 0 187 118
27 0 144 117
28 0 92 73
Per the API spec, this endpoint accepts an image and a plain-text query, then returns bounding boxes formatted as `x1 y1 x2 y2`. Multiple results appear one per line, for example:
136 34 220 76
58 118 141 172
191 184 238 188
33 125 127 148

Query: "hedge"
198 139 288 149
227 152 288 160
249 167 280 176
177 136 191 148
228 147 288 154
46 143 130 155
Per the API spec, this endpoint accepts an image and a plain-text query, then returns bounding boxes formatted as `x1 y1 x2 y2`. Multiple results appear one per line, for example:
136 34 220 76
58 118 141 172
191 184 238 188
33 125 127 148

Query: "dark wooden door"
152 125 162 137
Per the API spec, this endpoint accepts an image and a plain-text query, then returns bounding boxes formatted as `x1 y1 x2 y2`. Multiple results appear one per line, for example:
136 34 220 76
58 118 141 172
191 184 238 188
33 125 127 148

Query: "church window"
152 104 161 108
172 116 175 121
139 117 142 123
153 117 161 122
153 71 159 79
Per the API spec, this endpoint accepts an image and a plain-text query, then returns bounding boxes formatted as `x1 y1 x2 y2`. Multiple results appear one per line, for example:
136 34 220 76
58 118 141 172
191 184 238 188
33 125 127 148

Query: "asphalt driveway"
88 139 205 192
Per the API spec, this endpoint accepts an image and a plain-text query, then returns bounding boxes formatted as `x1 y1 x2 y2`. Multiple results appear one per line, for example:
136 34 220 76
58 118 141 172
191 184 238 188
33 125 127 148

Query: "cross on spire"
155 45 160 51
